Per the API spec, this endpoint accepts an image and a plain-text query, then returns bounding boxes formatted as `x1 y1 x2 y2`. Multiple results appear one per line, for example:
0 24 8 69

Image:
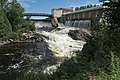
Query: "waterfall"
36 26 85 58
65 21 69 26
65 20 91 28
78 20 84 28
65 21 74 27
73 20 79 27
83 20 91 28
35 21 52 28
35 21 87 74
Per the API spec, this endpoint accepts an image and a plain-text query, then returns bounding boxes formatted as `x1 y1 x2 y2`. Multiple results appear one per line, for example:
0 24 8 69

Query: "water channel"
0 21 87 80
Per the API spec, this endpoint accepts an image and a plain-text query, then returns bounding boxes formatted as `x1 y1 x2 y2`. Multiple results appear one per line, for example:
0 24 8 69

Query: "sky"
18 0 101 14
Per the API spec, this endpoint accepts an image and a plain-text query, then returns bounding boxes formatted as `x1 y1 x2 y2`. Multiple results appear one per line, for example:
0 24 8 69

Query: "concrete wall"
61 6 103 22
51 9 63 17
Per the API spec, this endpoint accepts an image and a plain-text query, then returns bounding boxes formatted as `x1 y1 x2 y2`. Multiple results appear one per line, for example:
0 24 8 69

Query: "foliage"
2 32 18 40
97 52 120 80
100 0 120 30
17 69 50 80
0 0 8 9
75 4 101 11
0 10 12 39
5 0 34 31
50 53 89 80
0 0 35 40
5 0 27 31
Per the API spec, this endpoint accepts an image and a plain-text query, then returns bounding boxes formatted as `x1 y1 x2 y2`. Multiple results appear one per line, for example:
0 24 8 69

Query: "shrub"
17 69 50 80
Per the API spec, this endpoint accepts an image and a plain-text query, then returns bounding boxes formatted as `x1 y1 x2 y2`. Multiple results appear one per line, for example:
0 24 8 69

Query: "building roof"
63 6 103 15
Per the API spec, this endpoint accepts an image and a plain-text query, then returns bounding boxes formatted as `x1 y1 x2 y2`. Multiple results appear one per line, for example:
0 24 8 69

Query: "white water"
36 26 86 58
35 24 86 74
65 20 91 28
35 21 52 28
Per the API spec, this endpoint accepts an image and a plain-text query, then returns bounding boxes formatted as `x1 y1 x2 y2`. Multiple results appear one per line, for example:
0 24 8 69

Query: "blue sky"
19 0 100 13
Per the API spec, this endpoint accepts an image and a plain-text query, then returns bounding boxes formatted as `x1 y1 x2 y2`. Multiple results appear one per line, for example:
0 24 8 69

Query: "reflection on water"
0 42 56 80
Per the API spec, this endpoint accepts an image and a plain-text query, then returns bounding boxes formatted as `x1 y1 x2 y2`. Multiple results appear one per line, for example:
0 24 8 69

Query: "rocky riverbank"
0 31 43 46
68 29 91 42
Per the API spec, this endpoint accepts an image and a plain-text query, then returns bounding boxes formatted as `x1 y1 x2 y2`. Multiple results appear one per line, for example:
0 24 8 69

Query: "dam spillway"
65 20 91 28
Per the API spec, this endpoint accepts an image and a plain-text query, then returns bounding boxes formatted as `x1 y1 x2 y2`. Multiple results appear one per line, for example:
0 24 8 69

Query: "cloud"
16 0 38 8
31 0 37 3
21 2 30 8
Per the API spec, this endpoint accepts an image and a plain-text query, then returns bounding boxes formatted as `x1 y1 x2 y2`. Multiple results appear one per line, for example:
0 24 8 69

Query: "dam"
24 6 103 29
52 6 103 28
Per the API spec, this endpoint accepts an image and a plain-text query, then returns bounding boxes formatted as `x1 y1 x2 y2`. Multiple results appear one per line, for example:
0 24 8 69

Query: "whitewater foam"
36 26 86 58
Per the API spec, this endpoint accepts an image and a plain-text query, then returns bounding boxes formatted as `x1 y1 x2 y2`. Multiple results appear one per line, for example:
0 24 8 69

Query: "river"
0 21 86 80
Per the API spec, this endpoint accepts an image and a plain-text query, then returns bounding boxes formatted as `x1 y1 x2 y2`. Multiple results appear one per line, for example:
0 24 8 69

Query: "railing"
24 13 52 17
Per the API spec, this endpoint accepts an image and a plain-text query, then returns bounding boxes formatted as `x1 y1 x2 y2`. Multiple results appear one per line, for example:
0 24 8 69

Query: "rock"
0 42 4 46
29 35 35 39
22 33 27 36
0 31 42 47
36 38 43 42
9 39 14 42
6 40 10 44
68 29 91 41
2 41 6 44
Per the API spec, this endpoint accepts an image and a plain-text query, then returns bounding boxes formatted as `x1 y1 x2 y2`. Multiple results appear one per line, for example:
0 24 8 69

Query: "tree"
0 10 12 38
0 0 35 39
75 4 100 11
0 0 12 38
75 7 79 11
5 0 25 31
100 0 120 30
0 0 8 10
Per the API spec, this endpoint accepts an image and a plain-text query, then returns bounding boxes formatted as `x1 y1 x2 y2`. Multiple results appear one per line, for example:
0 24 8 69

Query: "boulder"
68 29 91 41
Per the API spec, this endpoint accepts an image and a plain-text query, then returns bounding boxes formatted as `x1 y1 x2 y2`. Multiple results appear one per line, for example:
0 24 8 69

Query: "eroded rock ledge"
0 31 43 46
68 29 91 41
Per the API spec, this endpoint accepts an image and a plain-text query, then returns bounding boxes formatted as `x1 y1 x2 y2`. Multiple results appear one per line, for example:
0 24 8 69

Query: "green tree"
0 0 12 38
75 4 100 11
0 0 8 10
5 0 35 32
0 10 12 38
100 0 120 30
5 0 25 31
0 0 35 39
75 7 79 11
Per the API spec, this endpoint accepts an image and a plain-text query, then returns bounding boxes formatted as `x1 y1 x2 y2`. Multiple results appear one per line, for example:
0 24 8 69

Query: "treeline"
0 0 34 40
75 4 102 11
